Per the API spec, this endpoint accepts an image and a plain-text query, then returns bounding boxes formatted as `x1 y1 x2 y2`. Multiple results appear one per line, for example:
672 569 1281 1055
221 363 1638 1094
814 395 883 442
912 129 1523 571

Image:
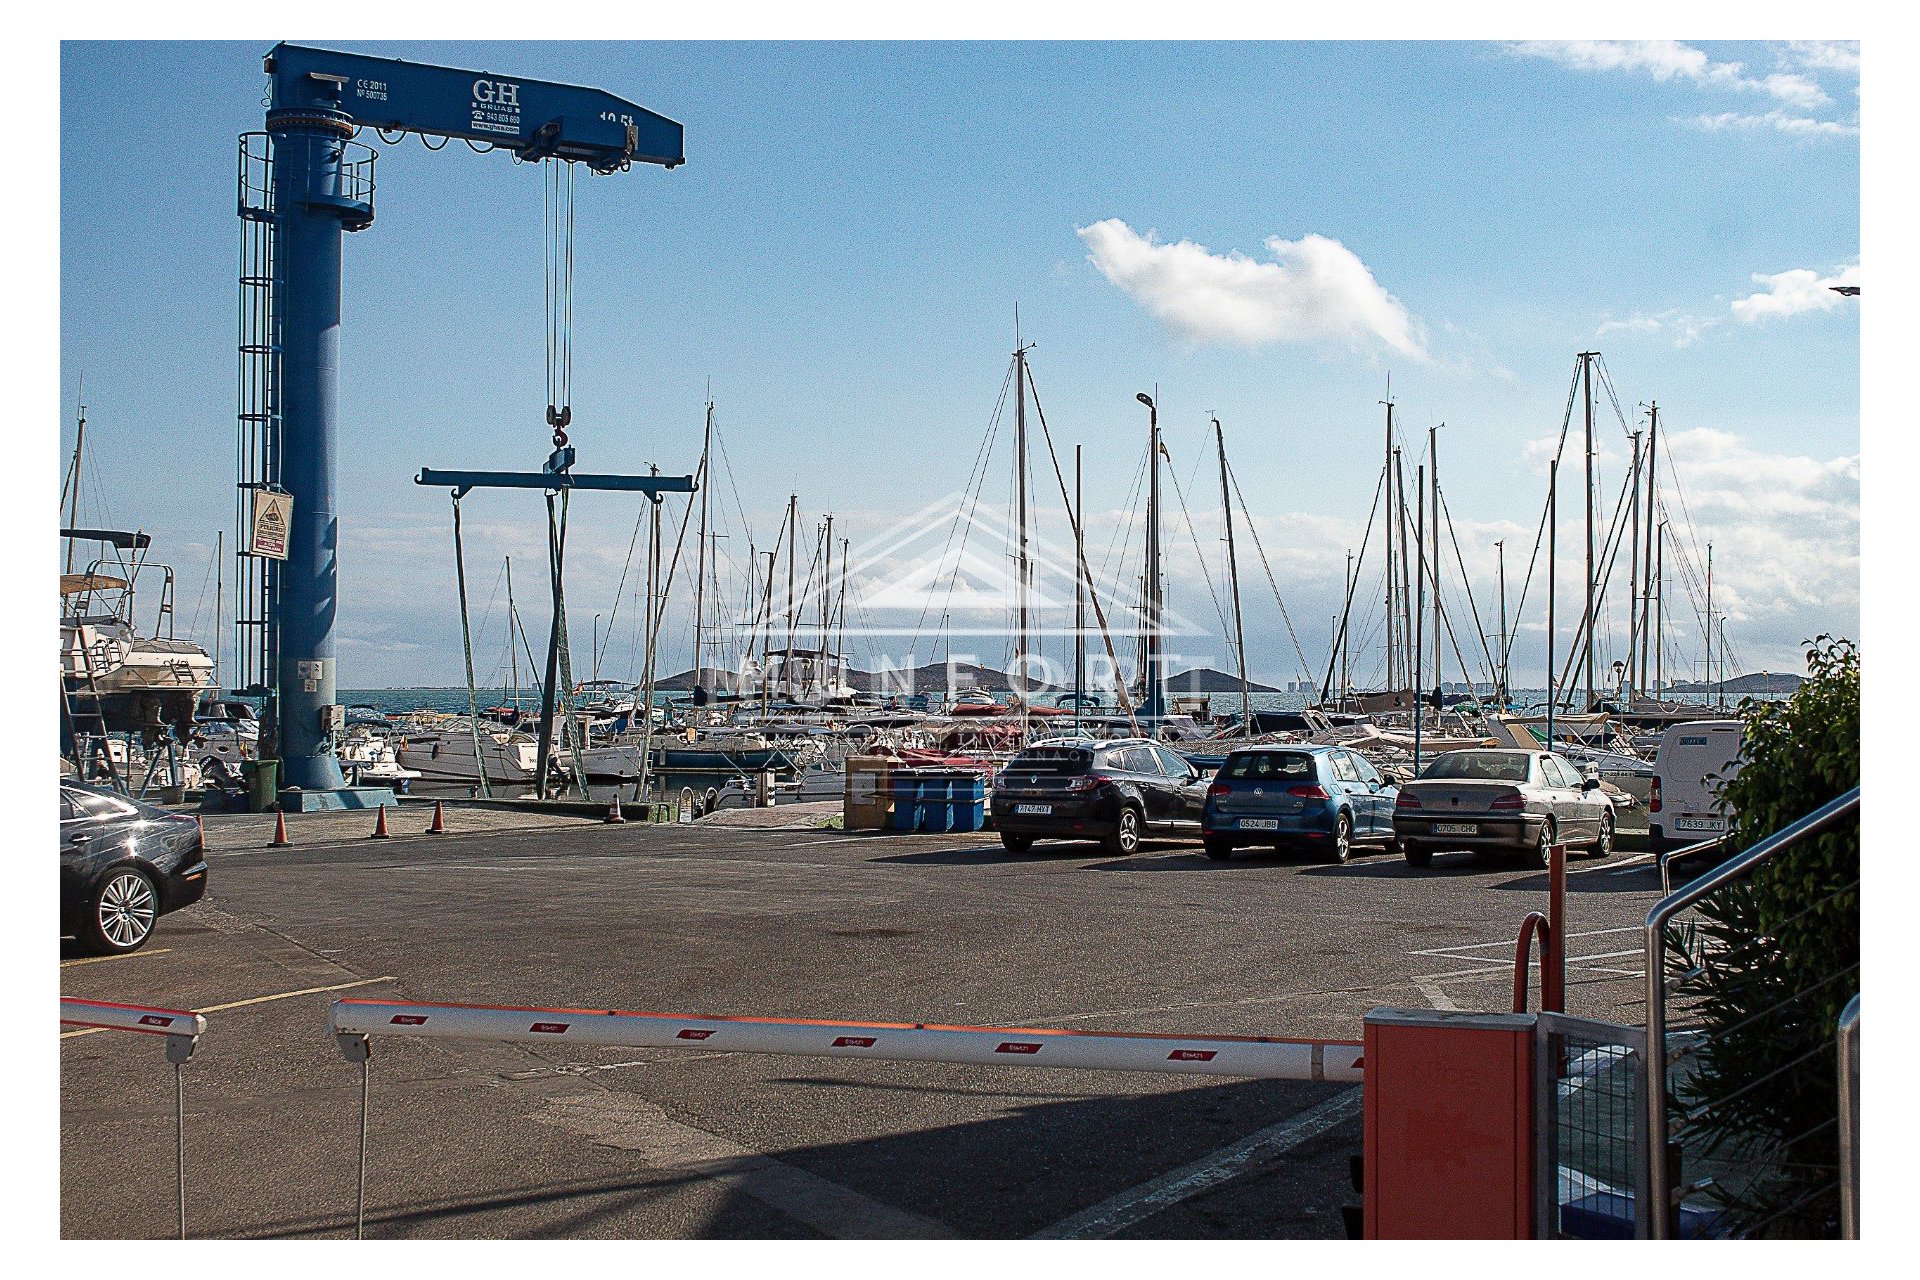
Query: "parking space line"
60 975 395 1038
61 947 172 969
1030 1086 1364 1239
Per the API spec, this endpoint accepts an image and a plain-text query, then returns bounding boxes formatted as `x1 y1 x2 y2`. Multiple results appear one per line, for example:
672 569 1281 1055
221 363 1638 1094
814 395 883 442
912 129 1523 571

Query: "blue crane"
238 43 684 802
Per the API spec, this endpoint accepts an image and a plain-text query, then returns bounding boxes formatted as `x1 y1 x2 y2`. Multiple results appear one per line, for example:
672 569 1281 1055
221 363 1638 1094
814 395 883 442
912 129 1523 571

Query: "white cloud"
1782 41 1860 74
1075 218 1428 359
1597 309 1719 347
1731 262 1862 322
1511 40 1830 107
1687 110 1857 138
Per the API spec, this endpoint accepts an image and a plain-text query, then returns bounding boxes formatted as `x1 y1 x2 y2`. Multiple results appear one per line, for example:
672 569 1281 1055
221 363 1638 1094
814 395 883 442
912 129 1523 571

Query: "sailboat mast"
1627 427 1643 705
1429 425 1441 719
1495 540 1508 706
784 495 797 701
1581 351 1597 713
1137 391 1163 722
836 534 849 696
506 556 519 710
1547 459 1559 744
760 548 776 715
1655 521 1666 699
1074 444 1085 733
1705 541 1715 708
1014 339 1031 711
1639 402 1660 695
1341 550 1353 709
1215 417 1251 733
1382 396 1396 693
1412 463 1426 770
64 395 87 576
692 398 713 690
820 514 834 688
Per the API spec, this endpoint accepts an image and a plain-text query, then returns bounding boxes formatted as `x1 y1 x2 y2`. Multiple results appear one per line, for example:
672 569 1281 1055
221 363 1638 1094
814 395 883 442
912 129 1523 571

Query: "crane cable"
544 159 576 448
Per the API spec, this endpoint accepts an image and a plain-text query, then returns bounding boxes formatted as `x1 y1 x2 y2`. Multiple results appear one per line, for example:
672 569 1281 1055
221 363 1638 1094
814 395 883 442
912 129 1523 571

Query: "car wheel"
1401 840 1432 868
1529 818 1556 869
999 832 1034 854
1104 806 1142 857
1202 836 1234 861
1329 811 1353 864
80 866 158 955
1592 811 1614 858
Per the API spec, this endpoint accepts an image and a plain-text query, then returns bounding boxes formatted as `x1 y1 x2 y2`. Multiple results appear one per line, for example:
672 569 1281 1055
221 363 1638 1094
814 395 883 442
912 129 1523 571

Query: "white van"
1648 719 1746 852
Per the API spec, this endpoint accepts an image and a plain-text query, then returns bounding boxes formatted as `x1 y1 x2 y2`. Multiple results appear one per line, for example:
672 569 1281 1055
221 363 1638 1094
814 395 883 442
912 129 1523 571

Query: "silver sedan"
1391 749 1614 868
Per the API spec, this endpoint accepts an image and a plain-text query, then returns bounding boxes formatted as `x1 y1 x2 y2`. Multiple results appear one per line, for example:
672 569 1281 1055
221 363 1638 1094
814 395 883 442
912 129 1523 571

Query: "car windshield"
1225 752 1315 781
1421 751 1531 782
1007 748 1092 773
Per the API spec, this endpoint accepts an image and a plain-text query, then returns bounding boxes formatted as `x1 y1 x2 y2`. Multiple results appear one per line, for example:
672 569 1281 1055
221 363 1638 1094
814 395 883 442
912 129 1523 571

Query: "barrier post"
60 998 206 1239
333 1032 372 1239
1547 842 1566 1014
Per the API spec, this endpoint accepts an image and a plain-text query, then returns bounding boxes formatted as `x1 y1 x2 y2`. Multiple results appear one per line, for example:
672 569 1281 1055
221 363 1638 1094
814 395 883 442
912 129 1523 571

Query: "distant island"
1662 671 1804 697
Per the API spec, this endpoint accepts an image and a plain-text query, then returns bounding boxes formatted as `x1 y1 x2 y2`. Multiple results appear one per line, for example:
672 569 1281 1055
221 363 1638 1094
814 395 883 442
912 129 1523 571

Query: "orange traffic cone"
271 810 290 847
605 793 626 824
426 800 447 834
370 804 391 839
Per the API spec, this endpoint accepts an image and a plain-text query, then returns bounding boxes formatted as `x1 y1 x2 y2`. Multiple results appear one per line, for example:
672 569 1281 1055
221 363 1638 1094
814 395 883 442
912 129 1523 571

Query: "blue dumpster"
918 776 953 833
889 770 922 831
948 772 987 832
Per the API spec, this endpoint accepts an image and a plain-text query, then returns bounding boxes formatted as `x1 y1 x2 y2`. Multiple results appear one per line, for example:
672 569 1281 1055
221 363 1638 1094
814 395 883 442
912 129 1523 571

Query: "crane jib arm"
266 43 684 172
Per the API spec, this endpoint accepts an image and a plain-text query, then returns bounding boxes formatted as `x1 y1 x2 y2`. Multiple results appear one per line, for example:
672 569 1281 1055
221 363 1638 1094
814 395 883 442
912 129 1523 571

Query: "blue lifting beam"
417 469 698 500
249 43 683 797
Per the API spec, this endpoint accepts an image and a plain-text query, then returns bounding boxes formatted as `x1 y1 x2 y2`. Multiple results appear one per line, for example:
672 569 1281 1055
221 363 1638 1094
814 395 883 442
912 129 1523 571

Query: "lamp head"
1135 392 1154 408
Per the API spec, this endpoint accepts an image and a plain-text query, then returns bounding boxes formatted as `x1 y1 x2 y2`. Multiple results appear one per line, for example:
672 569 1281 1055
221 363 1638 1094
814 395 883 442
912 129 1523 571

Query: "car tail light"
1067 774 1105 792
1649 775 1662 813
1395 792 1422 808
1207 782 1232 799
1490 792 1526 810
1288 784 1330 800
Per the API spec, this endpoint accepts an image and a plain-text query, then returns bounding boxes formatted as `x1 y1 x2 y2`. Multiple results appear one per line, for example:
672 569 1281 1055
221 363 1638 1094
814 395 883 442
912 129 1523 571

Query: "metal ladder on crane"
234 133 281 702
60 639 124 792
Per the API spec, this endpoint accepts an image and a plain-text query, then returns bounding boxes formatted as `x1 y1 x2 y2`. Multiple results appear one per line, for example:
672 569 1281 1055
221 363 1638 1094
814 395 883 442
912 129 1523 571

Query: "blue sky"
58 39 1859 692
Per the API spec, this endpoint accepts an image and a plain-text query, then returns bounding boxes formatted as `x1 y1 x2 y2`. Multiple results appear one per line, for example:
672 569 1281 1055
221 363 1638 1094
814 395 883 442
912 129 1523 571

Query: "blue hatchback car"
1200 745 1399 863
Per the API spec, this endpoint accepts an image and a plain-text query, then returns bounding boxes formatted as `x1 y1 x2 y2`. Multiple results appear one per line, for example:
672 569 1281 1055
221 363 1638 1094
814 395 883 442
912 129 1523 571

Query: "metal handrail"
1643 786 1860 1238
1660 833 1730 895
1838 994 1860 1239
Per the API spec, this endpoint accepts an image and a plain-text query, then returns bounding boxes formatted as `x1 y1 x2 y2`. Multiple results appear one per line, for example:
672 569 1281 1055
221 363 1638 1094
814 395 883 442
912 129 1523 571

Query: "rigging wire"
1221 460 1315 689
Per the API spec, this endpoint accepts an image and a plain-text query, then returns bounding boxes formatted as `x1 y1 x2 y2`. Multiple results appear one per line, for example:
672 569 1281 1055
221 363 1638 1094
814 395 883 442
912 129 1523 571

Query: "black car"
992 738 1210 855
60 783 208 955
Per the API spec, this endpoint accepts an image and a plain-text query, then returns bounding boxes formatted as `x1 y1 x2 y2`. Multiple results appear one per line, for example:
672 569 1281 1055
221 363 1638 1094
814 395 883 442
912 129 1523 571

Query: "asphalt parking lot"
60 818 1666 1239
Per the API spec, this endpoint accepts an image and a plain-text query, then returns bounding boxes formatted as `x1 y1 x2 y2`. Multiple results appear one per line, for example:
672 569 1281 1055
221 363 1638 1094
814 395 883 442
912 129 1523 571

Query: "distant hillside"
1664 672 1805 697
1163 667 1283 694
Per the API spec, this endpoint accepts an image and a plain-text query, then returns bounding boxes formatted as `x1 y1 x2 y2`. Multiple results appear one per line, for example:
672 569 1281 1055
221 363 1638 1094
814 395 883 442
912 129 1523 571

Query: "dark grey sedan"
1391 749 1614 868
60 783 208 954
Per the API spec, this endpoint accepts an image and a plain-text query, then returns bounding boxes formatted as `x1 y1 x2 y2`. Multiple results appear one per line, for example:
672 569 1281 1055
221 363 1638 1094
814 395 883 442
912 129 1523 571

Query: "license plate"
1014 804 1052 816
1433 822 1478 835
1674 817 1721 832
1237 818 1279 830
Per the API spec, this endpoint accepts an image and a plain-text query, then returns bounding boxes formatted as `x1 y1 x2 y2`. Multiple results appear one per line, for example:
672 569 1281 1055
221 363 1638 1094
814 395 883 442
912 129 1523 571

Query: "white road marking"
1030 1087 1364 1239
61 947 172 968
535 1091 952 1238
60 975 394 1038
1414 978 1461 1011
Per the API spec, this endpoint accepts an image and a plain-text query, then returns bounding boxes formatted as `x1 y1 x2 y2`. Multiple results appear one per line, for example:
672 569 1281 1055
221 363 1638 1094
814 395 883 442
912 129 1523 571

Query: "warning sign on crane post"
248 490 292 559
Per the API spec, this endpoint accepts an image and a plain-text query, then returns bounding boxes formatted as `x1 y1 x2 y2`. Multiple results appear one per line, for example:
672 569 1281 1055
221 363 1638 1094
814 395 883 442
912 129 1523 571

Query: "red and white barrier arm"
61 997 207 1039
330 999 1363 1082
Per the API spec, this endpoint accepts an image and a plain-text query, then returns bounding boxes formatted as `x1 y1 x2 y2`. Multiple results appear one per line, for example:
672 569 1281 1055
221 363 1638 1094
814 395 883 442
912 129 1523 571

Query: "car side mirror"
1582 777 1600 791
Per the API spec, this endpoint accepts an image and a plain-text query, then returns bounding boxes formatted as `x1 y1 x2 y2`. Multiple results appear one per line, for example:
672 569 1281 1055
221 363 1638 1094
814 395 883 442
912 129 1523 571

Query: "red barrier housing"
1363 1008 1537 1239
